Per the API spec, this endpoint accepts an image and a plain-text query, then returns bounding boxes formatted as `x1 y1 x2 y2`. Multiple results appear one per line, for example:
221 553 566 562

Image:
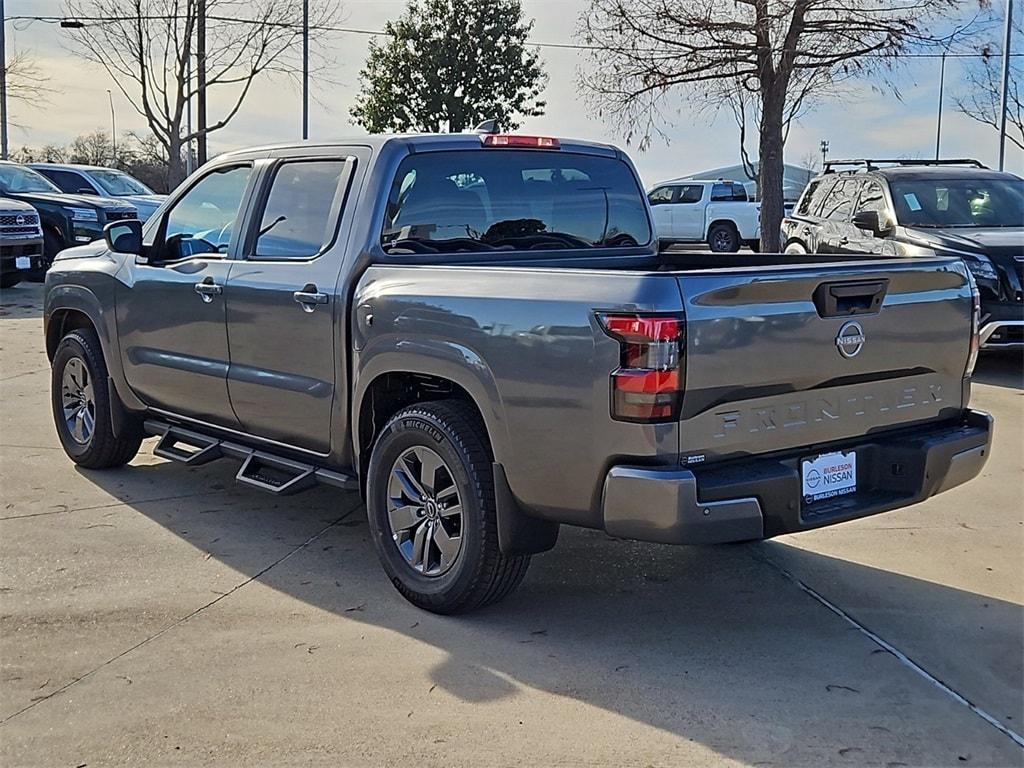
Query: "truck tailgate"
675 257 972 464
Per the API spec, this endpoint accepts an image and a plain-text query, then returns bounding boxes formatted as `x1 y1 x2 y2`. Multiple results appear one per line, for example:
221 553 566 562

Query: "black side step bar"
145 420 358 495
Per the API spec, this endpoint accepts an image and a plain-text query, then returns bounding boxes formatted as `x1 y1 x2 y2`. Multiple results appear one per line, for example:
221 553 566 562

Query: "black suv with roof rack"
781 159 1023 349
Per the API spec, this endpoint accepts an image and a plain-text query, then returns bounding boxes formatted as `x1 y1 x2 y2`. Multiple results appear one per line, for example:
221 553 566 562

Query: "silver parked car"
29 163 165 222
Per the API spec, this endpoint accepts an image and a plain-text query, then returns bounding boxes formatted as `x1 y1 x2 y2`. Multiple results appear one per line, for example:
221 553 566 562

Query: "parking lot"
0 282 1021 767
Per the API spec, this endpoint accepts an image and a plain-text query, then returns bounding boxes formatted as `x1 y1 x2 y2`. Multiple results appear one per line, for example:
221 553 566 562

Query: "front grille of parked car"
0 213 39 227
105 210 138 222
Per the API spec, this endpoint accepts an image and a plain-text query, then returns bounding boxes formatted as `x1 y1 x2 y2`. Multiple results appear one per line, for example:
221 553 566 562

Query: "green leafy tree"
351 0 547 133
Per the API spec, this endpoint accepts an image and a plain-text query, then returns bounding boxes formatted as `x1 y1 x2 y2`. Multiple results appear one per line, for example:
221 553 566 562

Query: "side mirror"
852 209 893 237
104 219 143 255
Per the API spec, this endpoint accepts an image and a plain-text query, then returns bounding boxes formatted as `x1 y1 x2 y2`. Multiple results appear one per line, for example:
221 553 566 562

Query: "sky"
5 0 1023 186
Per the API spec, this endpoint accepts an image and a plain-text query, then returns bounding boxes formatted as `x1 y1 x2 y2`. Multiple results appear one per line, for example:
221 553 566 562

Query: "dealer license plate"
801 450 857 504
14 256 31 269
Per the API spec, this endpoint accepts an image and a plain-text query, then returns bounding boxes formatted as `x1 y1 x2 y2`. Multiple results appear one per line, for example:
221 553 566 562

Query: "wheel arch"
706 219 740 237
354 365 557 556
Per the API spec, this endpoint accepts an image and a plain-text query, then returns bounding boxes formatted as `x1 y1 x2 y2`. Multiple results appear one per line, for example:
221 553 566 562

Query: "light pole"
302 0 309 140
107 89 117 166
935 48 947 159
1 0 8 160
998 0 1014 170
820 139 829 168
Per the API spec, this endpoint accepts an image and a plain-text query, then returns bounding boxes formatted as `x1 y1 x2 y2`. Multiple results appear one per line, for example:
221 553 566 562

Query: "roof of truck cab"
214 133 623 160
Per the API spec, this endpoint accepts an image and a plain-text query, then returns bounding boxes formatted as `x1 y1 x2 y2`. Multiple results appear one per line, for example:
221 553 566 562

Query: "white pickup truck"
648 179 761 252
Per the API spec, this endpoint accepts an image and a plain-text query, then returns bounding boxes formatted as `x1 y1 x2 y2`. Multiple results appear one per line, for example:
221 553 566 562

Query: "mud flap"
493 463 559 556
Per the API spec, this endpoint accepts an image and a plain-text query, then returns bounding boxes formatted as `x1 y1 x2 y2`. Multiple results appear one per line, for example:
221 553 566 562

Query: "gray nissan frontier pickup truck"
43 132 993 613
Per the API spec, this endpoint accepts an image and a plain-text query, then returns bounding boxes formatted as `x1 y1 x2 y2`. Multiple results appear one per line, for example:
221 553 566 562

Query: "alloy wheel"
386 446 464 577
61 356 96 445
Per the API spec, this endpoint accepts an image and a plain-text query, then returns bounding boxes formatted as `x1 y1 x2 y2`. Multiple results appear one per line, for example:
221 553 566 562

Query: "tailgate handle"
813 280 888 317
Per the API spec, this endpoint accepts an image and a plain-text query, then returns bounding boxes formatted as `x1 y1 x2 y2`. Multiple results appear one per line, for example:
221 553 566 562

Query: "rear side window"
382 150 651 254
796 178 832 216
251 160 352 259
820 178 859 221
678 184 704 203
710 183 733 201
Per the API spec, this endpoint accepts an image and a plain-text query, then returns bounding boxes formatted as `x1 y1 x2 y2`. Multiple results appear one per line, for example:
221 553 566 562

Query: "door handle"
294 284 328 313
194 278 223 303
838 237 849 246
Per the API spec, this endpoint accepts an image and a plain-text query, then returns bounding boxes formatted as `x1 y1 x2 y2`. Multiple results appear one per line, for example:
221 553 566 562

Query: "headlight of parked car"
66 207 99 222
960 255 1000 282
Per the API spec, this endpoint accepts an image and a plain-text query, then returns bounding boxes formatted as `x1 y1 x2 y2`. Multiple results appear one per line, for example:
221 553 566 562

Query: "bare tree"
5 50 56 126
64 0 340 184
68 130 116 165
956 17 1023 152
579 0 965 250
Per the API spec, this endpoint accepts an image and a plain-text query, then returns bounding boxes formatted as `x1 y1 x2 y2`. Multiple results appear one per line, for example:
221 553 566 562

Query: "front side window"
648 186 674 205
252 160 351 259
161 165 252 260
0 164 62 194
41 169 93 194
857 181 888 214
382 150 651 254
890 177 1024 228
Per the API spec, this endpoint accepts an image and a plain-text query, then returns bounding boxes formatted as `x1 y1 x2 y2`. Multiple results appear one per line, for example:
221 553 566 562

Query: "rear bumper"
601 410 992 545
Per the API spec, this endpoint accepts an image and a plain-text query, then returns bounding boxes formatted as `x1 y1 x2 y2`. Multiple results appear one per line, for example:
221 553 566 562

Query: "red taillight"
598 313 685 423
481 134 560 149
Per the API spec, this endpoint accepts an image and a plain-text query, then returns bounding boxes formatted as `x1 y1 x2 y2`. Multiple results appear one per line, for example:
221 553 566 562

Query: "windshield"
890 177 1024 228
381 150 652 254
90 169 154 196
0 164 61 194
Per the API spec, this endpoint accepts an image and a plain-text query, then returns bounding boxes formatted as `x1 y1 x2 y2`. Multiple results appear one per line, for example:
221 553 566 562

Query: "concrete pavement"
1 282 1021 767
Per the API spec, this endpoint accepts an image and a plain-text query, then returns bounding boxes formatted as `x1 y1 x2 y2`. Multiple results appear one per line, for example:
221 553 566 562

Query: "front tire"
784 241 808 255
366 400 530 614
51 328 142 469
708 223 740 253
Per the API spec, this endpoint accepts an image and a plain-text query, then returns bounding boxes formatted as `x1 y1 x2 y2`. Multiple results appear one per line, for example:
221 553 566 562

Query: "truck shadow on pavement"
973 352 1023 390
73 455 1024 764
0 283 45 320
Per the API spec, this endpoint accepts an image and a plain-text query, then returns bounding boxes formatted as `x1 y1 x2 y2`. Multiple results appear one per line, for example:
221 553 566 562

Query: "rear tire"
366 400 530 614
0 273 21 289
51 328 143 469
784 241 808 255
708 224 740 253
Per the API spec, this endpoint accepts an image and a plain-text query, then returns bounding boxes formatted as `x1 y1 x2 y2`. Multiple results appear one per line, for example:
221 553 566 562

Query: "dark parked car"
30 163 165 223
781 159 1023 349
43 134 991 613
0 161 137 274
0 197 45 289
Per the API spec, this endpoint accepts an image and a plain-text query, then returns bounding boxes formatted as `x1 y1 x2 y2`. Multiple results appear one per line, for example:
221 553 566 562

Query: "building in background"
677 163 815 202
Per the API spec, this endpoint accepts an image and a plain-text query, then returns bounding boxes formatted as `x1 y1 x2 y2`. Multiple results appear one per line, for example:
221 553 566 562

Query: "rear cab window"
381 150 652 255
